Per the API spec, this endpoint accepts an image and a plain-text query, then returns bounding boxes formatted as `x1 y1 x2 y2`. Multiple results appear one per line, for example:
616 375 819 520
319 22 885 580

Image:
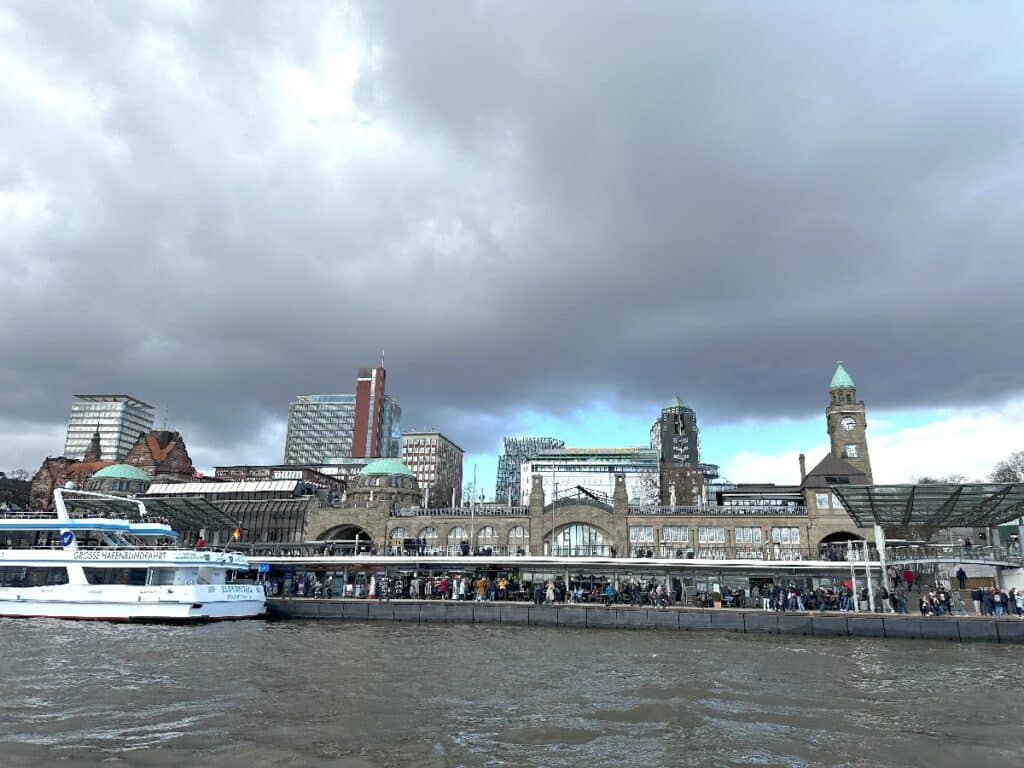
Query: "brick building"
122 430 196 480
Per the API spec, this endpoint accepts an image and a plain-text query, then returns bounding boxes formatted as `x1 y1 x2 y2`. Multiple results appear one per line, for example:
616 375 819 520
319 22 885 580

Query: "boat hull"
0 584 266 622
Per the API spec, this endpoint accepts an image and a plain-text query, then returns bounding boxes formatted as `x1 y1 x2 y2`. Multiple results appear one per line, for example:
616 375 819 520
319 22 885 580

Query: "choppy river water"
1 618 1021 767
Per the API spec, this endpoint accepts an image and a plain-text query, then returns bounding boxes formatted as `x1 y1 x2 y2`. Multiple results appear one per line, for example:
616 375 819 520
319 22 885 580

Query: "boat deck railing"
0 543 238 554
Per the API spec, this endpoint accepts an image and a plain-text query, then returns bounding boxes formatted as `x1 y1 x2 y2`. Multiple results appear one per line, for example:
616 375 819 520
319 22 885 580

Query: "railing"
230 541 533 558
627 505 808 516
887 544 1021 563
392 506 529 518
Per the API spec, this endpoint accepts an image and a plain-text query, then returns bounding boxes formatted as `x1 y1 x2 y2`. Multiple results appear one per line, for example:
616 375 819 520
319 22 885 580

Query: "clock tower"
825 361 873 482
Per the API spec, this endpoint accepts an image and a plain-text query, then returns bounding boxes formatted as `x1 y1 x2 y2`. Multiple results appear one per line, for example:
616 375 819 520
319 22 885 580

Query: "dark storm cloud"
2 1 1023 467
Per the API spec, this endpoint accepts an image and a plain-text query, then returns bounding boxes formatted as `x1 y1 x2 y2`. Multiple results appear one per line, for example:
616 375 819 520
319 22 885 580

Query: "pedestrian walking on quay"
956 567 967 591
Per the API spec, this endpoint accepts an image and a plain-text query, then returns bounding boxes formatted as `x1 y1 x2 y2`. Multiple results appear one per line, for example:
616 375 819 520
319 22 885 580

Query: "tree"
990 451 1024 483
637 470 660 505
915 474 967 484
5 469 31 481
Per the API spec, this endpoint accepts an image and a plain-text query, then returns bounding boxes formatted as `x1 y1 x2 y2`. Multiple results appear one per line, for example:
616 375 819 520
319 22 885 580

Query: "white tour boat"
0 488 265 622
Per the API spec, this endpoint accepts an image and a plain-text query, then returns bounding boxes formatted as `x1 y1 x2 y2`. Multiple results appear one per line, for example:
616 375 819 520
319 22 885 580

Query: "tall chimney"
799 453 806 482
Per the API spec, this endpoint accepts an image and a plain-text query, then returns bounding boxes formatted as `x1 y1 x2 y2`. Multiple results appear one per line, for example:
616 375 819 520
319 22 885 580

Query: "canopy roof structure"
831 484 1024 530
63 493 237 532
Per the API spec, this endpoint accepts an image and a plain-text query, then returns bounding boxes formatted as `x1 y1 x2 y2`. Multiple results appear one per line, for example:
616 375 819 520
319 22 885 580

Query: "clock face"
840 417 856 432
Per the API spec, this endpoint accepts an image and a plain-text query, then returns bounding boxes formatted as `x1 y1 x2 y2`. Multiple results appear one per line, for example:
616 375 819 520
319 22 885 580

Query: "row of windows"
684 528 802 548
815 493 844 510
389 526 529 544
0 567 69 587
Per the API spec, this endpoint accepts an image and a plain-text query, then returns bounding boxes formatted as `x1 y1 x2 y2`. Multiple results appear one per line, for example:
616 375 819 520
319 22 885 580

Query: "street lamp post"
552 481 559 556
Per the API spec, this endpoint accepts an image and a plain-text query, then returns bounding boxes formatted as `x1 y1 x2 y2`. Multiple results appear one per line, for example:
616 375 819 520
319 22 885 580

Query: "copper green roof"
90 463 151 481
360 458 415 477
664 395 685 409
830 362 855 390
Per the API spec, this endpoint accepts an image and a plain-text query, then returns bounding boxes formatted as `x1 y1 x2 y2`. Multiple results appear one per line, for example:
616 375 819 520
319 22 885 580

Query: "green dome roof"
91 463 152 481
360 458 415 477
830 362 856 390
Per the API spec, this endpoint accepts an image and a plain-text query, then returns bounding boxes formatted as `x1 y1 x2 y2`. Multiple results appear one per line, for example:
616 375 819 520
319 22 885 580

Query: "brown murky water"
1 618 1021 767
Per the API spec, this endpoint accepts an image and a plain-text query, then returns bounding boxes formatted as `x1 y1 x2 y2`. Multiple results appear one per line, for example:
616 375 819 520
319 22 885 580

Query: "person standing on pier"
956 567 967 590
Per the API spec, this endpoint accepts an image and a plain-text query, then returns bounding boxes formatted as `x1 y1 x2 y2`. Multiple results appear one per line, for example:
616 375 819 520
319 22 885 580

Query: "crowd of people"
968 586 1023 617
274 569 1023 619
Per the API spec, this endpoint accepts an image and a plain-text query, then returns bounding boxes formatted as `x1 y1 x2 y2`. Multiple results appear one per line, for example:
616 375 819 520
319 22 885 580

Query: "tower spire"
84 424 102 462
830 361 855 390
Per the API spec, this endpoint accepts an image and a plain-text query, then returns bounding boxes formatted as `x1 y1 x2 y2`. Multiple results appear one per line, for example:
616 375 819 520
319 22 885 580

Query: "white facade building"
401 431 464 507
519 447 659 506
64 394 155 460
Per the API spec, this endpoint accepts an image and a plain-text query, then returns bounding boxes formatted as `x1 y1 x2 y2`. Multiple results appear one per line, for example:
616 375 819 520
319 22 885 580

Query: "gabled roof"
802 453 867 488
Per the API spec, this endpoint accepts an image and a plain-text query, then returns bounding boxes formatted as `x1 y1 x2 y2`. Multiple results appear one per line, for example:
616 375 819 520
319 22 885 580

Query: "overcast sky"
2 2 1022 491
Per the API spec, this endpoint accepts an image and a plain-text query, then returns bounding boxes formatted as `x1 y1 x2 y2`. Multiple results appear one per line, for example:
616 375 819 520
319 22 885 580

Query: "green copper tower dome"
359 458 415 477
830 361 855 390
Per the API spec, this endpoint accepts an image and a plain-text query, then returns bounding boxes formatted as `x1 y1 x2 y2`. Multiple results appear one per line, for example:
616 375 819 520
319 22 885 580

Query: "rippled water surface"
1 618 1022 767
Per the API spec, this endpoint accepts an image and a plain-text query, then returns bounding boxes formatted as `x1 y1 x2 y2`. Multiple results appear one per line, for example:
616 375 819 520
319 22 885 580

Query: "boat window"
0 567 69 587
83 568 149 586
148 570 179 585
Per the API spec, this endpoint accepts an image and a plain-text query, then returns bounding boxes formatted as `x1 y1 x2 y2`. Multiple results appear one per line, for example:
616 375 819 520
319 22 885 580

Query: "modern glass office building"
283 394 357 464
64 394 155 460
495 437 565 505
284 367 402 465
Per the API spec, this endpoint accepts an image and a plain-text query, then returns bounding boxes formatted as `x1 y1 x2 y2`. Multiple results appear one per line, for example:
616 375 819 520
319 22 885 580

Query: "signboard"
60 531 75 548
258 563 270 573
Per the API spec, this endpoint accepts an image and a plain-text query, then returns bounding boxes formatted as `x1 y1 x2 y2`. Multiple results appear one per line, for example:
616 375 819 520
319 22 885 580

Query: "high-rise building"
353 367 400 458
284 367 401 465
650 395 700 466
495 437 565 504
283 394 356 464
64 395 155 461
401 431 464 508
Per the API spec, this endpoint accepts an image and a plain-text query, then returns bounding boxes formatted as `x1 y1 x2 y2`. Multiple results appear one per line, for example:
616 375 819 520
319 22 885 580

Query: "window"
772 527 801 545
418 527 438 545
734 527 762 545
508 526 528 547
476 526 498 546
551 523 608 556
84 568 148 586
447 527 468 543
816 493 830 509
0 567 69 587
660 526 688 543
698 527 725 544
629 526 654 543
844 444 859 459
389 528 405 542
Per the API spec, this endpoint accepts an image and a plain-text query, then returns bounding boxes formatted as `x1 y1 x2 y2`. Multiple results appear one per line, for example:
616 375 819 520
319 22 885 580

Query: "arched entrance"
544 523 610 557
318 524 374 554
818 531 865 561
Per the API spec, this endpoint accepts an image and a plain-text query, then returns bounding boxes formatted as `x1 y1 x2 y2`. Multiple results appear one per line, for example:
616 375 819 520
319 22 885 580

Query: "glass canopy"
63 494 237 532
831 484 1024 530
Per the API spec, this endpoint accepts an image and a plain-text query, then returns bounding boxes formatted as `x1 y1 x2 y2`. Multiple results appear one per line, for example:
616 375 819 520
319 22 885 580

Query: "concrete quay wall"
266 598 1024 644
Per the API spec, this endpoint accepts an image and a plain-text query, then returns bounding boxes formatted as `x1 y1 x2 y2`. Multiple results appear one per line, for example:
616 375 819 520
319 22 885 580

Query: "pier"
266 597 1024 643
